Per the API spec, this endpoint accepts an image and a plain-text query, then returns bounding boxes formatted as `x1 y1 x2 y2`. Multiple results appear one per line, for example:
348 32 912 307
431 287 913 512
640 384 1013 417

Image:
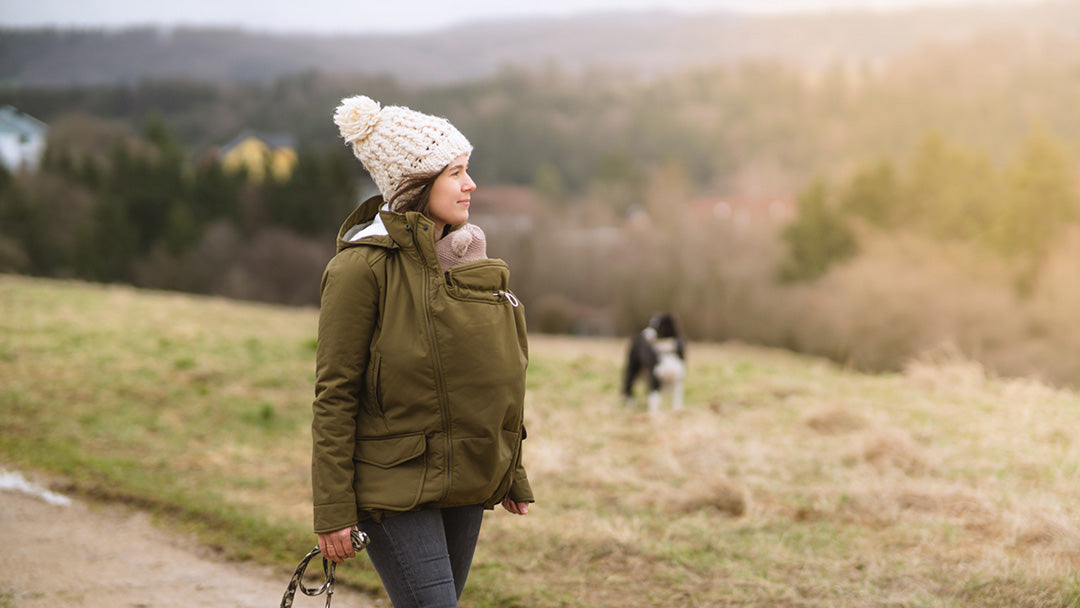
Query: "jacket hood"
336 195 396 253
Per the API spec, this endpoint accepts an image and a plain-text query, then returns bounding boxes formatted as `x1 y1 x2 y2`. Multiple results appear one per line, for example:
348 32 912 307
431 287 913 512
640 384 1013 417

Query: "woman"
311 95 533 608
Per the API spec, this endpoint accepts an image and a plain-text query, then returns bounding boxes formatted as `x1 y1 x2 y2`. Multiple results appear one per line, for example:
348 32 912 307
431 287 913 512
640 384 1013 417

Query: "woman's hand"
501 497 530 515
318 527 357 564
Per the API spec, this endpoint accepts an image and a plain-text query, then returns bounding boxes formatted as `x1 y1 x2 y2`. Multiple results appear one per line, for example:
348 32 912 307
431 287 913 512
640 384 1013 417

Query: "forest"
3 16 1080 385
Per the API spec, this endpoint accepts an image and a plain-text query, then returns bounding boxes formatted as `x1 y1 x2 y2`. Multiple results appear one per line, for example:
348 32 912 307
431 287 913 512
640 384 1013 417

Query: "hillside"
2 1 1079 87
1 274 1078 606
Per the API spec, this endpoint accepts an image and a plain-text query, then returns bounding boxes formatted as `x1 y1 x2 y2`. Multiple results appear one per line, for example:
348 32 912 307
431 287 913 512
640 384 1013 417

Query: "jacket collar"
335 195 444 272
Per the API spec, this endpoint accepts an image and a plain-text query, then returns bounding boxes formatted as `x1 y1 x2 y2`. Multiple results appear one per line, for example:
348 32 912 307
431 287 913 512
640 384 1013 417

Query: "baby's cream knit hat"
333 95 472 206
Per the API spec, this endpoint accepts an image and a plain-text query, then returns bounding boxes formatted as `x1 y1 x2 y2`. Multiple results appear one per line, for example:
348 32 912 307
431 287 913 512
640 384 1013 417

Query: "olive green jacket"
312 195 533 533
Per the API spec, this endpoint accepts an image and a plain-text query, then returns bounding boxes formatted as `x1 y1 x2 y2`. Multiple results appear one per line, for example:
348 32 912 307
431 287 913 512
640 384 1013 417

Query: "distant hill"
1 1 1078 88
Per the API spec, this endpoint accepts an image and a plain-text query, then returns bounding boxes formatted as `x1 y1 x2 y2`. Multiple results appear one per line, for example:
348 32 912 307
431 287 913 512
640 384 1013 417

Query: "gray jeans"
356 505 485 608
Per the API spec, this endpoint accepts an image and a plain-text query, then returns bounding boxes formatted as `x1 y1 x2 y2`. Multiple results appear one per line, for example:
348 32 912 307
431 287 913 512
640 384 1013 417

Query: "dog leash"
280 528 370 608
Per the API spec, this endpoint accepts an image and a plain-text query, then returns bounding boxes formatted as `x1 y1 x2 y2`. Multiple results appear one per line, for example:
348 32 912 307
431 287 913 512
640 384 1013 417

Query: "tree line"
5 31 1080 385
780 129 1079 286
4 26 1080 202
0 114 357 304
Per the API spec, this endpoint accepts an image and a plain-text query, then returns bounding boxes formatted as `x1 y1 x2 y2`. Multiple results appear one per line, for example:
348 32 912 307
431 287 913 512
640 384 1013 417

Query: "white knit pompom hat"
334 95 472 208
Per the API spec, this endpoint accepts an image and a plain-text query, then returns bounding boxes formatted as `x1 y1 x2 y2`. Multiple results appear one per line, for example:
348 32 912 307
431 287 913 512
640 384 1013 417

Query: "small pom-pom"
451 227 474 256
334 95 381 145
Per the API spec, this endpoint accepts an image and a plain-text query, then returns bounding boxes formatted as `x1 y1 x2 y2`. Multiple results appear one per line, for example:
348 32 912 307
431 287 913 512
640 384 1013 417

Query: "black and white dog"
623 313 686 412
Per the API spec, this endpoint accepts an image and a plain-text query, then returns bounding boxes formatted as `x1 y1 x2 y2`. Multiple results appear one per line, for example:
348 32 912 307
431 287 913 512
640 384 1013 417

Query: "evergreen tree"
190 160 243 227
779 179 857 282
102 119 188 255
840 160 900 228
0 183 43 273
991 130 1078 258
79 195 138 282
162 202 199 256
0 163 11 197
912 135 997 242
263 148 357 236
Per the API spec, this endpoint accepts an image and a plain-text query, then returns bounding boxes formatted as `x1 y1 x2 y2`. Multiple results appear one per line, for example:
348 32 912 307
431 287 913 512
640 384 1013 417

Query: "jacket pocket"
365 352 384 416
444 260 515 305
353 433 427 511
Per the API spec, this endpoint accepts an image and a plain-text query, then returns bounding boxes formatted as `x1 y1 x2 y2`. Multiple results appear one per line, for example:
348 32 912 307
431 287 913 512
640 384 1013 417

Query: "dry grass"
759 228 1080 392
2 275 1080 607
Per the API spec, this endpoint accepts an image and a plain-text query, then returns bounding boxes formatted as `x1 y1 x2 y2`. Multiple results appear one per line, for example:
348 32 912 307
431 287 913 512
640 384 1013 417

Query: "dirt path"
0 470 377 608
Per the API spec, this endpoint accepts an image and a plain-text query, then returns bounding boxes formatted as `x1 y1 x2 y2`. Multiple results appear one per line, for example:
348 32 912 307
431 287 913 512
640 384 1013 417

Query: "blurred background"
2 0 1079 384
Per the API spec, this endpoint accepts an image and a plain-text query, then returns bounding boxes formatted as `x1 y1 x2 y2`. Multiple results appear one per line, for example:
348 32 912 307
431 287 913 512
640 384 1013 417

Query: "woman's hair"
388 169 442 215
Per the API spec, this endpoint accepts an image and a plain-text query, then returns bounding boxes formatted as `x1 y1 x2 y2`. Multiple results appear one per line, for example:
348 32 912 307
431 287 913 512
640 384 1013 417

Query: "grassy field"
2 273 1079 607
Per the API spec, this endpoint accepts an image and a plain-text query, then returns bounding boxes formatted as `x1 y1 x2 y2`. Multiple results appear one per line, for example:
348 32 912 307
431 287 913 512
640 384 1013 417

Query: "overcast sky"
0 0 1044 34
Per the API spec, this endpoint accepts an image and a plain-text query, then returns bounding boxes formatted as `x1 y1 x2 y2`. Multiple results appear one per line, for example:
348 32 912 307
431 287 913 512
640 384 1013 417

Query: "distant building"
0 106 47 172
219 130 297 182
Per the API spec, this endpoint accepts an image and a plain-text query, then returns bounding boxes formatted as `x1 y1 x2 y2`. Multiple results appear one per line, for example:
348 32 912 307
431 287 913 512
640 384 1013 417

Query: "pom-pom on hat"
435 224 487 273
334 95 473 207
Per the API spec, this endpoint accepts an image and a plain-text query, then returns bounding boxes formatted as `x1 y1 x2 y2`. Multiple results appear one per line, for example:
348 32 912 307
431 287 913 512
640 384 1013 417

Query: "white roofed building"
0 106 47 172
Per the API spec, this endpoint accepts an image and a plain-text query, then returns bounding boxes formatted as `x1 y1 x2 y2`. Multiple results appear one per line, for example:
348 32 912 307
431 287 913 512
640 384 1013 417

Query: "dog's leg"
623 346 641 409
647 369 663 413
647 390 661 413
623 370 639 409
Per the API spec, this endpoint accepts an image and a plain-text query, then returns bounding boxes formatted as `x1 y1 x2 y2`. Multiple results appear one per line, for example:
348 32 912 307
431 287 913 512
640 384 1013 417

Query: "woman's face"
427 154 476 235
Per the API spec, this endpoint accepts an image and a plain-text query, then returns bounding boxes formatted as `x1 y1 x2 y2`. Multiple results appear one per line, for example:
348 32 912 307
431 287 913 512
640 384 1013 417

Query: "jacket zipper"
494 290 520 307
413 222 455 501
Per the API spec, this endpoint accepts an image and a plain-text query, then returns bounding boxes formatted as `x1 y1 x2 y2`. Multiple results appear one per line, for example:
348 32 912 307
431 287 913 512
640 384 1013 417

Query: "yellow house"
220 130 298 182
